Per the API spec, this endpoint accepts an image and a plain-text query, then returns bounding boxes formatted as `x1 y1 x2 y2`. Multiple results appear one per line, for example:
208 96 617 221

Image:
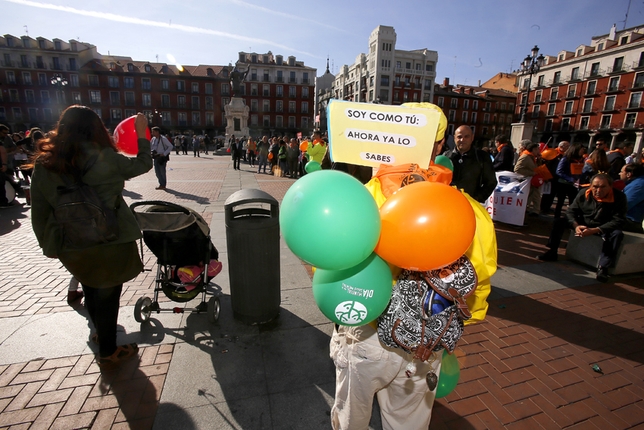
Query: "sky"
4 0 644 87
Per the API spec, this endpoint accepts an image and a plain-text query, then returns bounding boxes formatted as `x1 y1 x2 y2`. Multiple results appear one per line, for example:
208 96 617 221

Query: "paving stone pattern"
0 153 643 429
0 345 172 429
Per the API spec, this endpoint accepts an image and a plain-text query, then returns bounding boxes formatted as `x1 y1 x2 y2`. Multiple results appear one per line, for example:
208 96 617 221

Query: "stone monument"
224 62 250 139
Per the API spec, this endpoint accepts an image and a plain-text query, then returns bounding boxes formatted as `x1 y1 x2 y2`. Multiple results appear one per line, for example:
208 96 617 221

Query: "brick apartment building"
0 34 316 138
516 24 644 150
434 78 517 145
235 51 316 137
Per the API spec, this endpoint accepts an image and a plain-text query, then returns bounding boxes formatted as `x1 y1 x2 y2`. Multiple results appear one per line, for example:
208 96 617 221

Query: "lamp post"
146 109 161 127
50 74 68 107
519 45 545 123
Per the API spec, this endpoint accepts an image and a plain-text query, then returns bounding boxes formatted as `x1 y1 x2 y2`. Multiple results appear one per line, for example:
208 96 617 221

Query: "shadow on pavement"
97 357 160 428
163 188 211 205
0 205 29 236
487 281 644 364
142 294 346 429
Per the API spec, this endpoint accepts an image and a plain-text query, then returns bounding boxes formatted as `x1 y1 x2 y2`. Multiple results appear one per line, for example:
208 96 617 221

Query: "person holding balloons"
279 102 497 430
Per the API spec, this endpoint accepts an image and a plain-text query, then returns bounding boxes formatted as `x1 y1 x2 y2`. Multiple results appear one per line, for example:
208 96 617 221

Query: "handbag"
534 164 553 181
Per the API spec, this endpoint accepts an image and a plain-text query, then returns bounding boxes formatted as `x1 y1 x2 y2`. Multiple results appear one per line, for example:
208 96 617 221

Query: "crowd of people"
472 133 644 283
225 132 329 179
3 105 644 428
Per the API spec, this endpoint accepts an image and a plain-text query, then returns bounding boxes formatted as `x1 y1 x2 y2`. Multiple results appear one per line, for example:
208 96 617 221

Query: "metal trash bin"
225 189 280 324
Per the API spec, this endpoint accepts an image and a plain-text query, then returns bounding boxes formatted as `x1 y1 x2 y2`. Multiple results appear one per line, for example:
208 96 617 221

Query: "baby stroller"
131 201 221 323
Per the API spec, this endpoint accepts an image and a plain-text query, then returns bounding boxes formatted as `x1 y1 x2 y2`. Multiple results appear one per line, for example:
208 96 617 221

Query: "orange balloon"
375 182 476 271
268 152 274 160
541 148 558 161
300 141 309 152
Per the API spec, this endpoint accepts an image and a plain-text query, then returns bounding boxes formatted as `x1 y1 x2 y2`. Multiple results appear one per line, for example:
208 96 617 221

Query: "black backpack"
54 155 120 249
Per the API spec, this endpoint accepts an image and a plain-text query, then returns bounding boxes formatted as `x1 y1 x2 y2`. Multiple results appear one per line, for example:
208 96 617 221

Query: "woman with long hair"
579 148 610 186
554 143 587 218
30 106 153 370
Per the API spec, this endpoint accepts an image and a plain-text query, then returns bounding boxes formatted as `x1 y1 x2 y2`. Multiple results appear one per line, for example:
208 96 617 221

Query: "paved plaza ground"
0 151 642 429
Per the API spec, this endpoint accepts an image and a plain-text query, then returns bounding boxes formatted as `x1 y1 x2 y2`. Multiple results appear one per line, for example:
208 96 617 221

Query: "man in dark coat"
492 134 515 172
538 173 626 282
444 125 497 203
607 141 634 181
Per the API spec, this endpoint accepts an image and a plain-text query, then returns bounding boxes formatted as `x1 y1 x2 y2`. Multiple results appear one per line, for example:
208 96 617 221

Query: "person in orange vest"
514 141 542 216
492 134 515 172
541 141 569 214
607 141 635 181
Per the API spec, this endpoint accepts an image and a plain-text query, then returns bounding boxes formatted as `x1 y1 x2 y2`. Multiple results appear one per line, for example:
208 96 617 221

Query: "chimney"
609 23 617 41
443 77 450 86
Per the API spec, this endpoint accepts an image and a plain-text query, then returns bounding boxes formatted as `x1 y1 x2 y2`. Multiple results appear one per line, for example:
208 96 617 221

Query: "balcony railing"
585 69 604 79
605 84 626 94
607 65 629 74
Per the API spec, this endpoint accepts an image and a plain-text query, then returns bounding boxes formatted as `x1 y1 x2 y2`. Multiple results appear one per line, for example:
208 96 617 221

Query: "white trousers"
330 324 441 430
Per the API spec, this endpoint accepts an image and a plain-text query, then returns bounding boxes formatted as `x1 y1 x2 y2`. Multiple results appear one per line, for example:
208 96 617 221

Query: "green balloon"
280 170 381 270
312 253 392 326
434 155 454 171
305 160 322 173
435 349 460 398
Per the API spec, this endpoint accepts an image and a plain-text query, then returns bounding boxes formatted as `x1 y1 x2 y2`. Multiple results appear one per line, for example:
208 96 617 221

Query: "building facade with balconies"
1 35 316 138
0 34 98 128
329 25 437 106
516 24 644 150
434 78 517 145
235 51 316 137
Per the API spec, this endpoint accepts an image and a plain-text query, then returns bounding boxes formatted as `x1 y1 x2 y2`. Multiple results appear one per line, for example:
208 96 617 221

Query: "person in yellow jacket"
306 130 327 165
329 102 497 430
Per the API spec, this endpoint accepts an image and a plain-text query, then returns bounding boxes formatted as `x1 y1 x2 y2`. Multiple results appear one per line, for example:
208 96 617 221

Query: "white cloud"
4 0 319 57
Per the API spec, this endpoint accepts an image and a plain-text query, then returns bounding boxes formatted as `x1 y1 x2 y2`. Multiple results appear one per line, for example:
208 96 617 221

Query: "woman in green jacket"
31 106 153 369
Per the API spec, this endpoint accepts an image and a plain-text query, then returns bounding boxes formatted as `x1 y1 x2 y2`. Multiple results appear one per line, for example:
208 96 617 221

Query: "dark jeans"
82 284 123 357
554 182 579 219
287 159 298 177
546 218 624 268
1 174 8 206
233 155 241 170
540 179 560 213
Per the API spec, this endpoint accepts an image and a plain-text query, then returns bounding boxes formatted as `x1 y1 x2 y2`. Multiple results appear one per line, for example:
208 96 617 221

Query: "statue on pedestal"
230 63 249 97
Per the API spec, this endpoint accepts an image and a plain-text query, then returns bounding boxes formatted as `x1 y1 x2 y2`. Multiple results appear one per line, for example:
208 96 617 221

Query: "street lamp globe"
519 45 544 123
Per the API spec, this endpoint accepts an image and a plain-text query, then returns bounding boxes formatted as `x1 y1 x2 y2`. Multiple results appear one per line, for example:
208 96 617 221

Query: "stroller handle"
130 200 192 215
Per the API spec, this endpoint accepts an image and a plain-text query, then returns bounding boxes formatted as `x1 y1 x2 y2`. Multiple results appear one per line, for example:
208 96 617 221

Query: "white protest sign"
485 172 531 226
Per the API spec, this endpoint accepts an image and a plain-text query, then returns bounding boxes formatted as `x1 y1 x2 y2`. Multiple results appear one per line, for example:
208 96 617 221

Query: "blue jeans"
257 153 268 173
154 159 167 187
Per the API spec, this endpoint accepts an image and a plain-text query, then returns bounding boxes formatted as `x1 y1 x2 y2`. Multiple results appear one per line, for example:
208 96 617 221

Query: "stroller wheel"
208 296 220 323
135 296 153 323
